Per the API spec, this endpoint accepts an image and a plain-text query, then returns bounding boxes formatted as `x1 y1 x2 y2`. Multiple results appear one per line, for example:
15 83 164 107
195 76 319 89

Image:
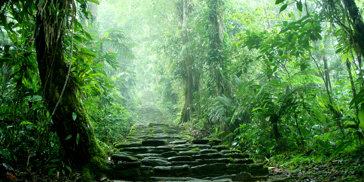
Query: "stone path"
109 91 268 181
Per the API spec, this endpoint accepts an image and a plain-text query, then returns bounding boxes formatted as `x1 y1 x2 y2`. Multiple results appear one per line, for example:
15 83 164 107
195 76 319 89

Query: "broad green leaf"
237 70 242 77
252 107 262 112
290 12 296 20
97 63 104 68
65 134 72 140
88 0 100 5
275 0 285 5
48 168 57 175
72 112 77 121
296 1 303 12
224 132 234 139
105 32 109 38
85 19 88 27
279 4 288 13
50 159 61 163
66 165 72 172
20 121 34 125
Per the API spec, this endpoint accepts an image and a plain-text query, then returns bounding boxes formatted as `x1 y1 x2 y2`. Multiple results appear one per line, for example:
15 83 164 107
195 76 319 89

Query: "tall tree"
35 0 106 178
207 0 225 96
180 0 195 123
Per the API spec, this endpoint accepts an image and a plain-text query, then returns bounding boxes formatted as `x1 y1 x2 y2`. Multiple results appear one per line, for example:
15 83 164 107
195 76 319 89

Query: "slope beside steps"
109 122 268 181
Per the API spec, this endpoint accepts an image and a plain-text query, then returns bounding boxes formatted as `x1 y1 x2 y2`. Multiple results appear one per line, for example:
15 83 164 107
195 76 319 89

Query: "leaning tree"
1 0 108 179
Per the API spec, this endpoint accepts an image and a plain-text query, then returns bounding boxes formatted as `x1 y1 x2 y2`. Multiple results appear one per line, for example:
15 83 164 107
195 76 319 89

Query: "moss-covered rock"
114 142 142 149
121 147 149 154
168 156 192 161
212 145 229 151
135 153 161 159
154 165 191 177
114 161 141 169
249 163 269 176
192 153 223 160
142 158 171 166
226 164 249 174
200 149 218 154
191 163 226 176
191 144 211 149
179 151 199 156
111 154 138 162
171 161 198 166
161 151 179 158
198 158 231 164
169 140 188 144
231 172 253 182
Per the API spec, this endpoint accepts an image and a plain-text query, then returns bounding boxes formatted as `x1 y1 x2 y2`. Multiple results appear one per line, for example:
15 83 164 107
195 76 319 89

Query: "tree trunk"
180 0 194 123
343 0 364 56
35 0 106 179
208 0 224 96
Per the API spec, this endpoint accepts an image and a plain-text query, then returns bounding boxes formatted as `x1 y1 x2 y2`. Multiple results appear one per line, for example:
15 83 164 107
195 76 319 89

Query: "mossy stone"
212 145 229 151
191 144 211 149
200 149 218 154
249 163 269 176
191 163 226 176
142 139 168 146
111 154 138 162
231 172 253 182
226 164 249 174
142 158 171 166
114 142 142 149
168 156 192 161
114 161 141 169
179 151 199 156
192 153 223 160
154 165 191 177
161 151 179 158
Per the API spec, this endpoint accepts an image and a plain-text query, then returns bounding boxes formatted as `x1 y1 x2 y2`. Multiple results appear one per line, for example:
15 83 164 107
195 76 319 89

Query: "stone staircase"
109 122 268 181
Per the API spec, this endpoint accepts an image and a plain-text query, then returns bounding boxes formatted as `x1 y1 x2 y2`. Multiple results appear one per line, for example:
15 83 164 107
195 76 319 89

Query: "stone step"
110 116 268 181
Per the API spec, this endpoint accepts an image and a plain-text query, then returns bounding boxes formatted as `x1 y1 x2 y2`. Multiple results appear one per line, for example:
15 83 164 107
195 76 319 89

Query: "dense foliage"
1 0 364 180
0 0 136 177
101 0 364 173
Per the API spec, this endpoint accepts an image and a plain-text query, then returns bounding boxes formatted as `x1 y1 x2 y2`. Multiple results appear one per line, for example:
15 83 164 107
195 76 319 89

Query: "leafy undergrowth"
266 150 364 181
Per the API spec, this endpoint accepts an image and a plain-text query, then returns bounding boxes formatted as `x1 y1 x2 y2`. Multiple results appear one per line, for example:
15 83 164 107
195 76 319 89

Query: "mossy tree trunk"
35 0 106 178
207 0 223 96
180 0 194 123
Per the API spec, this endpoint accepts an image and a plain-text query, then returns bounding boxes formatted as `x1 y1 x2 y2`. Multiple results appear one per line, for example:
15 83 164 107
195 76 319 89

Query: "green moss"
81 156 108 181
